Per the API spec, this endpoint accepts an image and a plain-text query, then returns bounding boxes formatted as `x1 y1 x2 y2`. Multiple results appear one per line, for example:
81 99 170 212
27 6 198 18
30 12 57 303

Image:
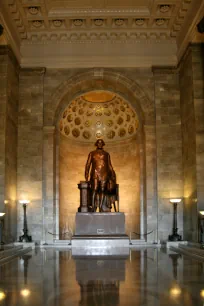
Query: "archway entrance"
43 69 157 243
58 90 141 236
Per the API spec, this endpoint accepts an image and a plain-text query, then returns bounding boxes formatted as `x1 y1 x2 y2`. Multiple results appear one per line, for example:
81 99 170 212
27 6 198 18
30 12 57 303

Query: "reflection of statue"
85 139 116 212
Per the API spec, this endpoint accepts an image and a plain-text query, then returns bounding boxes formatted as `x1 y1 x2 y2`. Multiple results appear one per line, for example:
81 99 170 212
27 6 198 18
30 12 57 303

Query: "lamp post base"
168 233 182 242
19 231 32 242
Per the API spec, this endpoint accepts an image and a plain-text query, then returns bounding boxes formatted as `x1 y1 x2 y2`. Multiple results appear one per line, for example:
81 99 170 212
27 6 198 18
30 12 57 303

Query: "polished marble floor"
0 248 204 305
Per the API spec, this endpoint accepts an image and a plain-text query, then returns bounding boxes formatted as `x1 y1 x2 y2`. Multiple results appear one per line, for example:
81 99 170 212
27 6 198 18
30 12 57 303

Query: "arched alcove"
43 69 156 242
58 91 141 235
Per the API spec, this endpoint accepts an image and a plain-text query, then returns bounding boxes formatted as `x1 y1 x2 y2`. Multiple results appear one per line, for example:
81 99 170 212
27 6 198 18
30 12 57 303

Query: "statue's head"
95 139 105 148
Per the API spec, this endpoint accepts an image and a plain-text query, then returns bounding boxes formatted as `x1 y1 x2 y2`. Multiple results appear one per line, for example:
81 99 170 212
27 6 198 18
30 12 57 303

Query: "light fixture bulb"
0 291 6 300
0 213 5 217
20 289 30 297
170 287 181 296
200 211 204 216
170 199 182 203
19 200 30 205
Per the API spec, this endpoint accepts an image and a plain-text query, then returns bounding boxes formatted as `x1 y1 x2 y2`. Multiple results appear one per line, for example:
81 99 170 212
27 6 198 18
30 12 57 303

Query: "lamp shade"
199 211 204 216
0 213 5 217
170 198 182 203
19 200 30 205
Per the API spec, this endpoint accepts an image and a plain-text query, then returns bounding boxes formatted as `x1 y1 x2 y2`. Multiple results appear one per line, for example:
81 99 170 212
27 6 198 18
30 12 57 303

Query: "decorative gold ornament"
107 130 115 139
160 5 170 13
94 19 104 26
64 125 70 135
72 128 80 138
28 7 39 15
83 130 91 139
115 19 125 26
73 19 83 26
118 128 126 137
75 117 81 125
135 19 145 26
53 20 62 27
32 20 43 28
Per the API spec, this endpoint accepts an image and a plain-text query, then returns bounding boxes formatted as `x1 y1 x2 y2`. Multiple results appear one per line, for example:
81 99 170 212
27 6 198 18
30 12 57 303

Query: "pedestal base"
75 212 125 236
72 235 129 256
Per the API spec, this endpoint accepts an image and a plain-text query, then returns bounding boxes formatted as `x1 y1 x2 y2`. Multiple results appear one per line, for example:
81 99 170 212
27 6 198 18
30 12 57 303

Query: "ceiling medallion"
155 18 165 26
135 19 145 26
32 20 43 28
73 19 83 26
28 7 39 15
53 20 62 27
94 19 104 26
115 19 125 26
160 5 170 13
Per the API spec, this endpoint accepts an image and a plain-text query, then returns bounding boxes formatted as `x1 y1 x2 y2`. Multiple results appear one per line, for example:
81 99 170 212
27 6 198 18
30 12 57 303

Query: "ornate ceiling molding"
1 0 202 67
24 31 174 44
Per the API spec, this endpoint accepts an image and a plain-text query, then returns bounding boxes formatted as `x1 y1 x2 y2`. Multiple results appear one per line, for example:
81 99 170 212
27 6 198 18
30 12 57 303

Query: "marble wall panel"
17 68 45 242
180 48 197 241
0 46 19 242
154 69 183 242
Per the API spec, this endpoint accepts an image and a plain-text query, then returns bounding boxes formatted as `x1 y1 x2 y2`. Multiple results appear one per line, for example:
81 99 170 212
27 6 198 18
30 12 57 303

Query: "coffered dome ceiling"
59 91 139 142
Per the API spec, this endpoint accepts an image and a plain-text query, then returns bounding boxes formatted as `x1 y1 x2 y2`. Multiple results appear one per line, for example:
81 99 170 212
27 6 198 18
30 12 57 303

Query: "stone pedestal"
75 212 125 235
78 181 90 213
72 213 129 254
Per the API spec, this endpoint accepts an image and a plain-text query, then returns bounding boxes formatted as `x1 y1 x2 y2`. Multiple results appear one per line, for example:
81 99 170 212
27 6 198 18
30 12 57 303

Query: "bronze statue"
85 139 116 212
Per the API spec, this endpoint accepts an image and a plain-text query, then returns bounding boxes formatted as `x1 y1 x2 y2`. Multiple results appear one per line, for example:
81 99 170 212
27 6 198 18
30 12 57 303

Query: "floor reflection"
0 248 204 305
74 256 127 306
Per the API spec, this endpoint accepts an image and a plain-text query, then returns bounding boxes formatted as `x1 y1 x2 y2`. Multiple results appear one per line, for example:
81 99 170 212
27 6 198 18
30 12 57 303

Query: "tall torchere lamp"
0 213 5 245
199 211 204 249
168 198 182 242
19 200 32 242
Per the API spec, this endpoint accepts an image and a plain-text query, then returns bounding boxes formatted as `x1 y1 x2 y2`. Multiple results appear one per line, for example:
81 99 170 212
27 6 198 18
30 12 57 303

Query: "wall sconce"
19 200 32 243
199 211 204 249
168 199 182 242
0 213 5 245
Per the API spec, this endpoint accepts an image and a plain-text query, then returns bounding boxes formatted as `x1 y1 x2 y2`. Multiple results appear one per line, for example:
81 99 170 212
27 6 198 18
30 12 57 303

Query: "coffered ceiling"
0 0 203 67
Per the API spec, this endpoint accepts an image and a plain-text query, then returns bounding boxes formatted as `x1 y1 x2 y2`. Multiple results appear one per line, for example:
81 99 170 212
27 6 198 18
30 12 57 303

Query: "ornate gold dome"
59 91 139 142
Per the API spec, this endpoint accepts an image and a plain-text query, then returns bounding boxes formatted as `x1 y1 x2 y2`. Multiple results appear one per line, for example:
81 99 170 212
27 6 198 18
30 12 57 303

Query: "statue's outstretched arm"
85 153 92 181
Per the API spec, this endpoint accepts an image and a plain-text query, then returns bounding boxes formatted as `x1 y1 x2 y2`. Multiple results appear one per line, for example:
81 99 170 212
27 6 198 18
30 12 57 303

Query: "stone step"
0 245 32 264
170 244 204 261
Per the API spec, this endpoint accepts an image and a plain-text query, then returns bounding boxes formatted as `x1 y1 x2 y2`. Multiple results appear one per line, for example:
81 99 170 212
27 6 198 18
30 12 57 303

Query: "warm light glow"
19 200 30 205
200 211 204 216
82 91 116 103
170 199 182 203
170 287 181 296
0 291 6 300
200 290 204 298
0 213 5 217
20 289 30 297
4 200 8 204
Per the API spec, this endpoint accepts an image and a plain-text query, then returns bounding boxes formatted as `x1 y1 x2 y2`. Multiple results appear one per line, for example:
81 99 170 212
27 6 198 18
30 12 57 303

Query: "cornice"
176 0 204 62
23 31 174 44
20 67 46 76
20 55 177 69
152 66 179 75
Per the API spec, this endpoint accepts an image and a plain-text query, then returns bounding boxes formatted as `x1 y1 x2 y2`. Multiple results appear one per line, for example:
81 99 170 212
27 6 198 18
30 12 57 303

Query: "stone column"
18 67 45 243
153 68 183 242
0 46 19 242
180 44 204 241
42 126 56 243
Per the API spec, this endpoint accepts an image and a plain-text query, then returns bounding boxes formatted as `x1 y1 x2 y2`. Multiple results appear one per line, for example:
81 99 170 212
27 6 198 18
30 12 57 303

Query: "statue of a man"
85 139 115 212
